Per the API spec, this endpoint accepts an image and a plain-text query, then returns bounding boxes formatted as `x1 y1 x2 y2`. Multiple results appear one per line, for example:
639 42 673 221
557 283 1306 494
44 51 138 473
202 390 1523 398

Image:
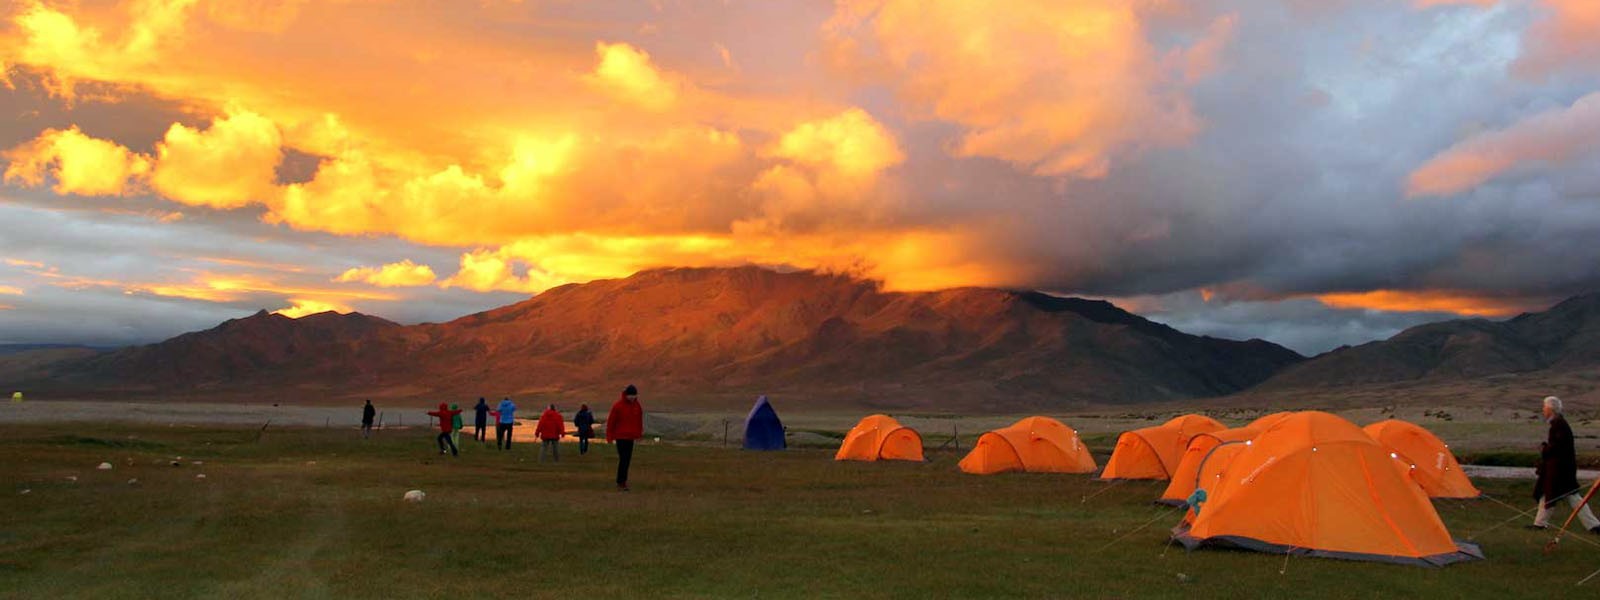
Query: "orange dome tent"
1363 419 1481 499
1173 412 1482 566
1100 414 1225 480
1246 411 1292 430
834 414 924 462
958 416 1097 475
1159 426 1263 505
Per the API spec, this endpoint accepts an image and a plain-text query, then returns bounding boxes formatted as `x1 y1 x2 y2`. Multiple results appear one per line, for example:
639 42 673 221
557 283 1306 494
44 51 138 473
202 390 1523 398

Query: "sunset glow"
2 0 1598 353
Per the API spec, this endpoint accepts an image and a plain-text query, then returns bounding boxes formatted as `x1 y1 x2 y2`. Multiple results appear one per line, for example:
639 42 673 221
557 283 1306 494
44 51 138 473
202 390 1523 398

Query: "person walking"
537 404 565 462
473 397 490 442
361 400 376 439
494 397 518 450
1532 396 1600 532
450 403 465 450
574 404 595 455
606 385 644 491
426 402 462 457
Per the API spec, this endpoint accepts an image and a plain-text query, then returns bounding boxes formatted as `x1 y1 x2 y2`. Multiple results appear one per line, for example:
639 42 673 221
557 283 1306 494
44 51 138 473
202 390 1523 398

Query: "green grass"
3 424 1600 599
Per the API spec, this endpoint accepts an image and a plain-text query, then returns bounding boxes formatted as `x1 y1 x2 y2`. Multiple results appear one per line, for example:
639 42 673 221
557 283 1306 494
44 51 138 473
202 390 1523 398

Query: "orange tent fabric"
958 416 1097 475
1246 411 1292 430
1173 411 1482 566
1159 426 1262 505
834 414 924 462
1363 419 1481 499
1100 414 1225 480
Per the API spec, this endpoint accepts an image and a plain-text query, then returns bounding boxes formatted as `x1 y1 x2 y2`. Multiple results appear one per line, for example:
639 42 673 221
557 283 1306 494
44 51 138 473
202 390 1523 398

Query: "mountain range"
6 267 1598 409
4 267 1302 409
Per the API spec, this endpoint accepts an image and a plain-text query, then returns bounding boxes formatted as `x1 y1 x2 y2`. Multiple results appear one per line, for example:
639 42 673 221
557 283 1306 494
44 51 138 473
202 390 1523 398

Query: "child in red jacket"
606 385 644 491
536 404 565 463
426 403 462 457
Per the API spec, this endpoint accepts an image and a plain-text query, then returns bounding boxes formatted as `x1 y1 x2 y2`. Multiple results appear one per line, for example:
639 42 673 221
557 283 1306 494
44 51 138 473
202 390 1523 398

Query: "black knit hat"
624 384 638 396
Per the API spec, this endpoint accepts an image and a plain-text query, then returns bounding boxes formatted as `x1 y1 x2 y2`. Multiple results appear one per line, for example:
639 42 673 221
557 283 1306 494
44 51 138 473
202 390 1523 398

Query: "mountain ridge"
8 266 1304 408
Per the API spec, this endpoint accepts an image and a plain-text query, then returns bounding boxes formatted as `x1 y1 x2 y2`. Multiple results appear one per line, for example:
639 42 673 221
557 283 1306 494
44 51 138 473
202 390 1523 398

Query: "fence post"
723 419 729 446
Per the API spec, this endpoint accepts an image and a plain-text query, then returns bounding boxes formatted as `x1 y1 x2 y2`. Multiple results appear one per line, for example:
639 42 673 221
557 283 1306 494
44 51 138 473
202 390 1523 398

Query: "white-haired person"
1531 396 1600 532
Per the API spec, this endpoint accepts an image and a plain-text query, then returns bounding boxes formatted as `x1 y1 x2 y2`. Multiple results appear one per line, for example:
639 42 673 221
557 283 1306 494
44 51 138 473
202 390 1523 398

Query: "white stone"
97 462 113 470
403 490 426 503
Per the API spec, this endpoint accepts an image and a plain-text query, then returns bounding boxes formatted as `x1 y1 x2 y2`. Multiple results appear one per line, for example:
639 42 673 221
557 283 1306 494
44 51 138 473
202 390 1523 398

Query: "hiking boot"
1590 526 1600 535
1526 524 1550 530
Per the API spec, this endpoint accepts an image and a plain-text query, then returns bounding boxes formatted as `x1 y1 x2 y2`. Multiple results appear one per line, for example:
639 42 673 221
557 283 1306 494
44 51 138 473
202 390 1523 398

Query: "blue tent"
743 395 786 451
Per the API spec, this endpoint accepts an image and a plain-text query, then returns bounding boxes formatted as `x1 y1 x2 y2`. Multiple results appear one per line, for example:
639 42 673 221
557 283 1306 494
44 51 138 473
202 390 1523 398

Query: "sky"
1 0 1598 355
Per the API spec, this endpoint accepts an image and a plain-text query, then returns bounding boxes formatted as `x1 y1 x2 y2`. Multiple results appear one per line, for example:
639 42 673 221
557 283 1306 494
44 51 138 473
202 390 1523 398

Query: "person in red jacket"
605 385 644 491
426 402 462 456
536 404 565 463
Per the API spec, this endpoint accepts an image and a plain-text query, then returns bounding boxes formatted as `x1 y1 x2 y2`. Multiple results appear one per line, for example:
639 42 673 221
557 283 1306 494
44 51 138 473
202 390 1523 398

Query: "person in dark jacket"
473 398 490 442
426 402 462 457
606 385 645 491
1532 396 1600 531
574 404 596 455
361 400 376 439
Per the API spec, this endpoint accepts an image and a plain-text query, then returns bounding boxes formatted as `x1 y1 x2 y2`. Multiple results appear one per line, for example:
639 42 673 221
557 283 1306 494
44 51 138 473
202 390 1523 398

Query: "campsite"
4 401 1600 598
6 1 1600 597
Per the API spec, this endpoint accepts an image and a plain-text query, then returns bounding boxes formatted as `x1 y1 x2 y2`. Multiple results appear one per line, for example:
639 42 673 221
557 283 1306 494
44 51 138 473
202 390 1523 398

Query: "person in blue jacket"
493 397 517 450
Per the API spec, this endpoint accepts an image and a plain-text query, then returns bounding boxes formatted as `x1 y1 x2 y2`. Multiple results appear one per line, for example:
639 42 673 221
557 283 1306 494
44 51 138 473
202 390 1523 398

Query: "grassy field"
4 423 1600 599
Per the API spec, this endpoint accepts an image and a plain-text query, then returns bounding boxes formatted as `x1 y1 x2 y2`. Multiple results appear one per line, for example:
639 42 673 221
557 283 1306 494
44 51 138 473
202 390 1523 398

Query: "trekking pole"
1546 477 1600 554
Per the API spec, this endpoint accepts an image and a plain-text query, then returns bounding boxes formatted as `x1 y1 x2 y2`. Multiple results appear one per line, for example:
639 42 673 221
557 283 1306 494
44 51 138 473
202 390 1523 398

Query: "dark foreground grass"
3 424 1600 599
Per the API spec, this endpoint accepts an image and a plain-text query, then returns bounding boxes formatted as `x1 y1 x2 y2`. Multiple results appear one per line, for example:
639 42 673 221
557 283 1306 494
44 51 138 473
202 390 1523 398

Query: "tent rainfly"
1363 419 1480 499
1172 411 1483 567
835 414 924 462
958 416 1097 475
742 395 786 451
1100 414 1225 480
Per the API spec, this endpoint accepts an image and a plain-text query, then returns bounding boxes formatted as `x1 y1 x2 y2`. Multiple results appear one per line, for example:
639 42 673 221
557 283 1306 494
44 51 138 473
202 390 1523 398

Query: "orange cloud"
0 0 1216 304
275 297 353 319
440 227 1024 296
1407 90 1600 197
335 260 438 287
822 0 1214 178
4 258 47 269
0 285 23 295
586 41 682 111
149 107 283 209
4 107 282 207
2 126 151 195
1313 290 1533 317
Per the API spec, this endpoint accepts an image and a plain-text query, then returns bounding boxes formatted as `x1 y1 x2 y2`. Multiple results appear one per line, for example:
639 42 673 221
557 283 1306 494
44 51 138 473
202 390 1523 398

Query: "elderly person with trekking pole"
1531 396 1600 533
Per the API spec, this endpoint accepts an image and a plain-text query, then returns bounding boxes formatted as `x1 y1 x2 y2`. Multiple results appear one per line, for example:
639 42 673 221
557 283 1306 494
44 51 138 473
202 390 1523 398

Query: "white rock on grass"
403 490 426 503
127 478 138 485
196 474 207 480
97 462 113 470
